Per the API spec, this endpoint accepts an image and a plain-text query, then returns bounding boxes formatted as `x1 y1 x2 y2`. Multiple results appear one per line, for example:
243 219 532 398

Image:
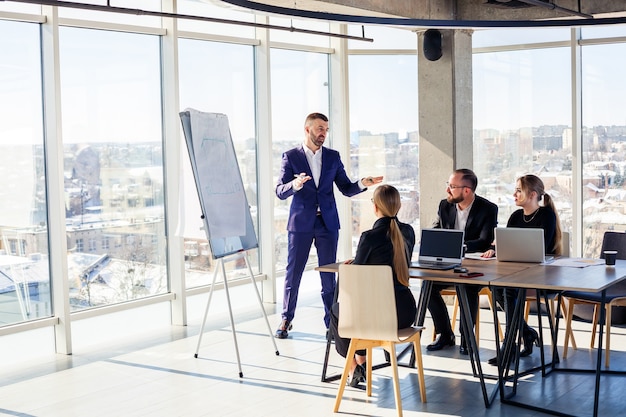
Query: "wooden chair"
434 286 503 346
562 231 626 367
334 264 426 416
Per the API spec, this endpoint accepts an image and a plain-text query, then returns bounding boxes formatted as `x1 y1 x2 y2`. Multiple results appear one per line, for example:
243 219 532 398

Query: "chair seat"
562 281 626 304
398 326 425 341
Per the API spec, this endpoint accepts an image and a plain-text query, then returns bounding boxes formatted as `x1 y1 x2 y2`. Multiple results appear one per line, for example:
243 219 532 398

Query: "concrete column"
418 29 474 228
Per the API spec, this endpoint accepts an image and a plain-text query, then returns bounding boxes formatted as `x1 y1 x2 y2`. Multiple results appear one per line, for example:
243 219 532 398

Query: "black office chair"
561 231 626 367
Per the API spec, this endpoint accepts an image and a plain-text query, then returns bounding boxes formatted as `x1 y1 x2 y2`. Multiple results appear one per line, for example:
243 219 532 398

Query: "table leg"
593 290 606 417
456 283 498 407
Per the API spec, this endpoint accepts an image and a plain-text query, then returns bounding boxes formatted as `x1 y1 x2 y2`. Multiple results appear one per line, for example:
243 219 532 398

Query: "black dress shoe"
349 363 366 387
275 319 292 339
459 337 469 355
488 354 514 368
520 327 539 357
427 333 455 351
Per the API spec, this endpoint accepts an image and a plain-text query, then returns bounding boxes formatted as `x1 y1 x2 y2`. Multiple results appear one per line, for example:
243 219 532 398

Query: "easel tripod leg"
221 259 244 377
194 261 221 358
243 254 279 355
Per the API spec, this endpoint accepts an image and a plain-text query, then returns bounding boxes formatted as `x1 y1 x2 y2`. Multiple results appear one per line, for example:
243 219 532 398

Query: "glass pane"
178 0 255 38
271 49 329 271
59 27 166 310
581 43 626 257
473 28 569 48
581 24 626 39
0 2 40 13
348 54 419 255
178 39 257 288
348 25 417 50
0 20 52 325
473 48 573 241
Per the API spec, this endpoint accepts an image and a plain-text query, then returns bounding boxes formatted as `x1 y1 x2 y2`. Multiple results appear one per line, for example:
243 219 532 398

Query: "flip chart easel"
193 250 279 377
179 109 278 377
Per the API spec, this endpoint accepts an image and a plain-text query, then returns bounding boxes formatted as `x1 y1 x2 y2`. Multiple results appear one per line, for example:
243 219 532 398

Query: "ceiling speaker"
423 29 442 61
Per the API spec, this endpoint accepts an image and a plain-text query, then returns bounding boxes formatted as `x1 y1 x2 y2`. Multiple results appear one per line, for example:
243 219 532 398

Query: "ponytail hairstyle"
518 174 563 255
372 184 410 287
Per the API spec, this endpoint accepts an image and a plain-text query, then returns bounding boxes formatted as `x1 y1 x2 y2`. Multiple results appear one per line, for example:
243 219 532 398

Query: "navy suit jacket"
276 145 363 232
432 195 498 253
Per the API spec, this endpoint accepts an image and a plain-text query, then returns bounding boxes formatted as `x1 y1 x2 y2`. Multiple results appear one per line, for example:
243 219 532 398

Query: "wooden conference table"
318 258 626 416
489 259 626 417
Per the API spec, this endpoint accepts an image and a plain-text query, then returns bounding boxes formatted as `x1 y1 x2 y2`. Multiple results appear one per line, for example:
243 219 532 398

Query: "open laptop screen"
495 227 552 263
418 228 465 264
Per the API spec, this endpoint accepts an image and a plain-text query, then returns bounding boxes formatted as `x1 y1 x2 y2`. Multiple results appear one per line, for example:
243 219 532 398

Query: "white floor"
0 270 625 417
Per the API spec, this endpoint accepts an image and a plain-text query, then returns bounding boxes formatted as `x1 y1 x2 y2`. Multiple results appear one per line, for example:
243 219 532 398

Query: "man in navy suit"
426 168 498 354
275 112 382 338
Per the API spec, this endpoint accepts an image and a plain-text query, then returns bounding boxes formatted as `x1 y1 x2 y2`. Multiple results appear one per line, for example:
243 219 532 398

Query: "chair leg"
591 304 600 348
413 338 427 403
563 298 576 358
334 341 359 413
386 341 403 417
365 347 373 397
524 299 531 322
451 295 459 333
559 297 576 349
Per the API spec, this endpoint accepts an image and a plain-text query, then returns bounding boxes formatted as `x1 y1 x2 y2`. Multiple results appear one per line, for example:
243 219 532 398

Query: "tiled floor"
0 270 625 416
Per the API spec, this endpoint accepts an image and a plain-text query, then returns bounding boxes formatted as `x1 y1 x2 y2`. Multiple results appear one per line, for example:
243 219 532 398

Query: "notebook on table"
411 228 465 270
495 227 554 263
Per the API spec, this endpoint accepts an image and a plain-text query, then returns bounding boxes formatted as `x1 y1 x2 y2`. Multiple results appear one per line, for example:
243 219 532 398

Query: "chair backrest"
561 231 570 258
337 264 398 341
600 231 626 260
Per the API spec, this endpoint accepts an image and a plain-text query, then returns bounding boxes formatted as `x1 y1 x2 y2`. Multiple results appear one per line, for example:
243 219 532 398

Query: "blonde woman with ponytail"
328 184 416 387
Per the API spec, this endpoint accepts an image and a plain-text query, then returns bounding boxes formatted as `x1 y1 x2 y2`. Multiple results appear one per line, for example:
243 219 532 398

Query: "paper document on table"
548 258 605 268
464 252 495 261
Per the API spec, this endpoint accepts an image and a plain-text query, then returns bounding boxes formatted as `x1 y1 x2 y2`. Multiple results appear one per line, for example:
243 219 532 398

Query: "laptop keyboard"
412 262 460 271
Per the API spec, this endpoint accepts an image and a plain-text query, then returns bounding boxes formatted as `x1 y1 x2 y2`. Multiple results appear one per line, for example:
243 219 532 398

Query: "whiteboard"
179 109 258 259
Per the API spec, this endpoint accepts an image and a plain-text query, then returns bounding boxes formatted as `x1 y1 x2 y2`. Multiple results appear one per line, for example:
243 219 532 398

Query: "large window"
271 48 329 271
581 39 626 257
59 27 167 310
473 47 573 240
178 38 257 288
0 20 51 325
348 54 419 253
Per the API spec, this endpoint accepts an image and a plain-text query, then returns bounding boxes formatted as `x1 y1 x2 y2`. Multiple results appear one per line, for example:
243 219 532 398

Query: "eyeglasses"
446 182 468 190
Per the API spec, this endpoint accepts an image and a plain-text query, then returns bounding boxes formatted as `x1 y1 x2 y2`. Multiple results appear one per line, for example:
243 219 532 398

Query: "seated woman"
482 174 562 364
329 184 417 387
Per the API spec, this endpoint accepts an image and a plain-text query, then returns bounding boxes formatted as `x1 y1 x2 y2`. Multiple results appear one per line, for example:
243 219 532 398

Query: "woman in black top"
483 174 562 362
329 184 416 386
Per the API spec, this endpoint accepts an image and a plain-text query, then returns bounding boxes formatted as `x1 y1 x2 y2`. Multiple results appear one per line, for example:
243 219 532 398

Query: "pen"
294 174 307 178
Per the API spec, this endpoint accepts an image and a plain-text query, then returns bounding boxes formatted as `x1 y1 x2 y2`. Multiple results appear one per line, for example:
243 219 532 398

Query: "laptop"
495 227 554 263
412 228 465 270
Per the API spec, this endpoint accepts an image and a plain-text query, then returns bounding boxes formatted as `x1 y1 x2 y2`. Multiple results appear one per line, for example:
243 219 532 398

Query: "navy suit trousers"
282 215 338 327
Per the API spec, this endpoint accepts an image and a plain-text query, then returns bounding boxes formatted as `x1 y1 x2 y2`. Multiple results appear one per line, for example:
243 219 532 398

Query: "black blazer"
351 216 416 329
352 216 415 284
433 195 498 253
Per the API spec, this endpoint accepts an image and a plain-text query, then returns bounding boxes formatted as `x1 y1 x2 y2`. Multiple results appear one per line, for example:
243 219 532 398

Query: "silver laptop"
412 228 465 270
495 227 554 263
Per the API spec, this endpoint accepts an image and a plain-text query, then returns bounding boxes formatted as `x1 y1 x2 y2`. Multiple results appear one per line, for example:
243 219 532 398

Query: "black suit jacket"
351 216 416 328
352 216 415 282
432 195 498 253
